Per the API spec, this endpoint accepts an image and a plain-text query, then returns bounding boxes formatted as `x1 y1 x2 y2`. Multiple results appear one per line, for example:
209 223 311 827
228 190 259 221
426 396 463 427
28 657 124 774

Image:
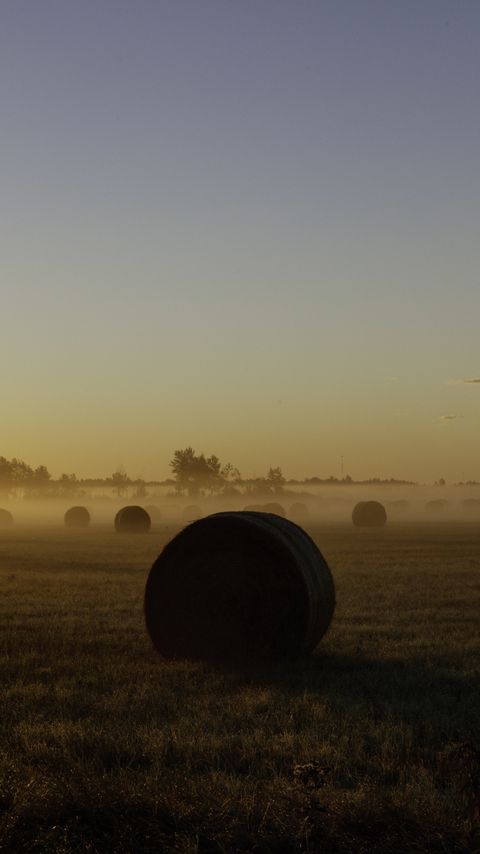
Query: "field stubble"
0 522 479 853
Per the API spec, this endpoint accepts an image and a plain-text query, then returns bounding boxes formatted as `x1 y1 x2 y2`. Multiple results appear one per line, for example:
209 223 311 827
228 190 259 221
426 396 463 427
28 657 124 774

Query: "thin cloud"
385 376 399 382
448 377 480 385
439 414 463 421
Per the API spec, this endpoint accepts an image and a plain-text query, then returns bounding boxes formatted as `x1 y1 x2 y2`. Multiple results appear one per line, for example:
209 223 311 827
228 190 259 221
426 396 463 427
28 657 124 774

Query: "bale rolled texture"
115 505 151 533
64 506 90 528
352 500 387 527
0 509 13 527
144 510 335 665
262 502 286 517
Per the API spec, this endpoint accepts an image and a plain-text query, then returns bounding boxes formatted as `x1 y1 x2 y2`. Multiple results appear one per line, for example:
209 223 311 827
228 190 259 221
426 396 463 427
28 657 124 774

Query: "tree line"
0 449 420 500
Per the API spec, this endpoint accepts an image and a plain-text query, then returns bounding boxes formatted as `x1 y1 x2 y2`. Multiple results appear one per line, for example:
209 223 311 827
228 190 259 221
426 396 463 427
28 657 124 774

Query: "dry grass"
0 521 479 852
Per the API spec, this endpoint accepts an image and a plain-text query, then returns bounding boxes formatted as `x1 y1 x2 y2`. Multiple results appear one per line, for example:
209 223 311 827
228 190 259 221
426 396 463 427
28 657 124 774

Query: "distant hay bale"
352 500 387 527
243 504 264 513
182 505 202 522
262 502 286 517
115 505 151 533
425 499 448 515
64 506 90 528
0 509 13 527
461 498 480 513
289 502 309 522
144 510 335 665
144 504 162 521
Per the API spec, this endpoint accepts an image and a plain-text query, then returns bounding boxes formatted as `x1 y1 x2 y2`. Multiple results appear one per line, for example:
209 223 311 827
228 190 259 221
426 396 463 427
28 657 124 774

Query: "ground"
0 521 479 853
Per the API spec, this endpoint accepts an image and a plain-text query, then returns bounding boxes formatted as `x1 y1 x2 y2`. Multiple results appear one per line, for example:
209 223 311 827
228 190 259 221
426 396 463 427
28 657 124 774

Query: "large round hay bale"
144 510 335 665
115 505 151 533
144 504 162 521
182 504 202 522
262 502 286 517
0 509 13 527
425 499 448 515
289 502 309 523
352 500 387 527
64 506 90 528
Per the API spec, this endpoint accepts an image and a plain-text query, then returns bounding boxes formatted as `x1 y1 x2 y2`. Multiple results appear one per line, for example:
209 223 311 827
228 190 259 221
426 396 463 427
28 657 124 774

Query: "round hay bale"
64 506 90 528
289 502 309 523
144 504 162 521
352 500 387 527
262 502 286 517
0 508 13 527
182 505 202 522
425 499 448 514
115 505 151 533
144 510 335 665
461 498 480 513
243 504 264 513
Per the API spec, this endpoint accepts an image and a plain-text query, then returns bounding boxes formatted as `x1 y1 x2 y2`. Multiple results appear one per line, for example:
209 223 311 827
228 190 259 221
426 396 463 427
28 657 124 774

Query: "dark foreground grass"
0 522 479 853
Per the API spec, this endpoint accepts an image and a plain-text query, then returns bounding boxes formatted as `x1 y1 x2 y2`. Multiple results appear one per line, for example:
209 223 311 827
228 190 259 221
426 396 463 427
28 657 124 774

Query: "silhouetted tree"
134 479 148 498
0 456 52 496
266 466 286 494
170 448 227 497
110 469 130 497
24 465 51 497
32 465 51 486
58 473 83 498
0 457 14 494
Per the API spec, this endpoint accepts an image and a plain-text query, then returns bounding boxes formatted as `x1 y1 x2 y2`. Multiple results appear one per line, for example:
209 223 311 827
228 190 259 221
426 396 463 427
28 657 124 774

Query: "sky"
1 0 479 482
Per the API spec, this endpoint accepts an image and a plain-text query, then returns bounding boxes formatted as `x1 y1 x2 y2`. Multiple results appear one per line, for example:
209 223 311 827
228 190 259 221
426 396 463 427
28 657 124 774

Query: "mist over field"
3 482 480 527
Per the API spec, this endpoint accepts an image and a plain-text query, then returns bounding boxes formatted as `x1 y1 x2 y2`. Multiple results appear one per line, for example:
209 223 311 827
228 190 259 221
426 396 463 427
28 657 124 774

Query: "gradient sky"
1 0 479 482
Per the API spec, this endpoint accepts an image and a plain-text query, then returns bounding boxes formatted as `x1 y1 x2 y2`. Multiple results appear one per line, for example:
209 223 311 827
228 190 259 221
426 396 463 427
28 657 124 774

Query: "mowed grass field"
1 521 479 853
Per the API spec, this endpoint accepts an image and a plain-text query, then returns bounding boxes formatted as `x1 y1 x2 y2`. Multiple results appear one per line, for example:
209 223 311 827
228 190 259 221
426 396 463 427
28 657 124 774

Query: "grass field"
1 521 479 853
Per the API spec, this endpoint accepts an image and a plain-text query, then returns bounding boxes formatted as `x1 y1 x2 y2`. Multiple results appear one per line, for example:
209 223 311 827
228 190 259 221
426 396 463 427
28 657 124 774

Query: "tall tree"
110 469 130 497
266 466 286 494
0 457 14 494
170 447 224 497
